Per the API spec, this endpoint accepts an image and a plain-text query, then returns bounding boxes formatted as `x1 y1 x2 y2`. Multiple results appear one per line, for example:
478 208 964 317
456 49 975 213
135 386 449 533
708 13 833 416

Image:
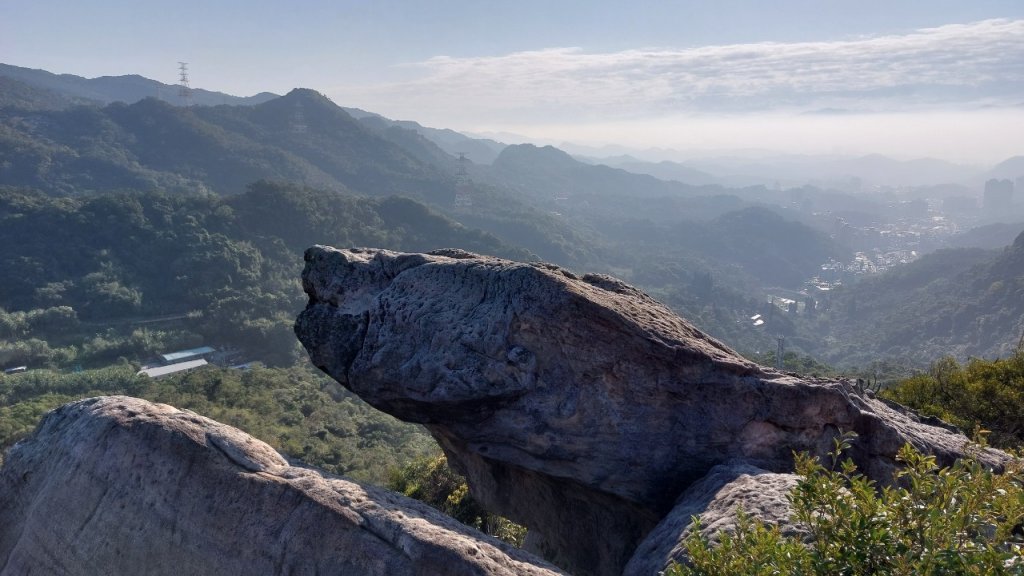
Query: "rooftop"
159 346 215 364
138 359 208 378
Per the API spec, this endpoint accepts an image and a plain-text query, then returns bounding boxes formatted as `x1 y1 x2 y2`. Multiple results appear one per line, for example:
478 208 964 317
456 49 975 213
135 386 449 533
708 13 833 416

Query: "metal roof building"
159 346 215 364
138 359 208 378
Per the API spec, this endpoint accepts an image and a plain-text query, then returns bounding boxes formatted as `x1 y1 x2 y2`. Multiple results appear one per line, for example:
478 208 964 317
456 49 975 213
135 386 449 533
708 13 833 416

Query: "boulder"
295 246 1006 576
623 464 801 576
0 396 563 576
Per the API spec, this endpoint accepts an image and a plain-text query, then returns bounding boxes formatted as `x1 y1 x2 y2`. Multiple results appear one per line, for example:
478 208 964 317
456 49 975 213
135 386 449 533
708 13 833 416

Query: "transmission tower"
177 62 193 107
453 153 473 209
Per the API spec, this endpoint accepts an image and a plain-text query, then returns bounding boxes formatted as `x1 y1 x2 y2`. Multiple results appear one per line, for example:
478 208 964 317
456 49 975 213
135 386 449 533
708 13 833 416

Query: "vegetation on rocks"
882 352 1024 450
675 436 1024 576
676 353 1024 574
387 454 527 546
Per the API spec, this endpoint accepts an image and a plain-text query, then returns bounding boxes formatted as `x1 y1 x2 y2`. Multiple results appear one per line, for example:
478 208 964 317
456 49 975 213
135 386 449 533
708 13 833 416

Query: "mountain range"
2 62 1023 368
0 88 451 199
5 62 1016 190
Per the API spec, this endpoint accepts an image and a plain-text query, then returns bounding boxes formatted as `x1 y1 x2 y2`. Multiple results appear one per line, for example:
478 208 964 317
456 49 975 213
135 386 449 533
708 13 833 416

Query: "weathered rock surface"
0 396 563 576
295 246 1007 576
623 464 801 576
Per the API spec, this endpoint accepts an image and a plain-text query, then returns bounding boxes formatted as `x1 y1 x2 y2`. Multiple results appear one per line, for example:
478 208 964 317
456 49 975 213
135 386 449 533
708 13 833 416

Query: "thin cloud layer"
336 19 1024 124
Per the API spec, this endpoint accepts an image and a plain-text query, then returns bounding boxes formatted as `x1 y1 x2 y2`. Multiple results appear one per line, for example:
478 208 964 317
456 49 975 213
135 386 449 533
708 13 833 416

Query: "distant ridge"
984 155 1024 180
344 106 506 165
0 63 278 108
0 88 450 198
593 156 719 186
0 76 99 110
490 143 713 200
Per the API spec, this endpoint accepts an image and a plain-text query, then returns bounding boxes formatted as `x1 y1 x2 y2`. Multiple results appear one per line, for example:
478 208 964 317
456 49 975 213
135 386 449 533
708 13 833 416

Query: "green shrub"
674 436 1024 575
388 454 527 547
883 353 1024 449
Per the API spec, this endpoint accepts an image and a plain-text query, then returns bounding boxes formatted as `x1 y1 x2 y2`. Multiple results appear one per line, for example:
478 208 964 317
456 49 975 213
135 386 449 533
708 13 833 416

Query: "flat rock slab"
0 396 563 576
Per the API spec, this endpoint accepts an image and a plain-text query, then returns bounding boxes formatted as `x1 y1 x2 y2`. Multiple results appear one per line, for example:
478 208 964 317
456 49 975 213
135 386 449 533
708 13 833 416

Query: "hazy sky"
4 1 1023 163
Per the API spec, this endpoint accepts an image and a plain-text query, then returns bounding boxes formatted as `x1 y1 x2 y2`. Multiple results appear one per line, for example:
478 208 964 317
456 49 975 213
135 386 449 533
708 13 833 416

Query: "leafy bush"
883 353 1024 448
673 436 1024 575
387 454 527 546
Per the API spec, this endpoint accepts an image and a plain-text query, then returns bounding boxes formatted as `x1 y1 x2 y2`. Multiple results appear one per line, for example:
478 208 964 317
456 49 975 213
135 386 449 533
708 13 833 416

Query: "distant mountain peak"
990 155 1024 173
269 88 350 113
282 87 331 101
494 143 578 170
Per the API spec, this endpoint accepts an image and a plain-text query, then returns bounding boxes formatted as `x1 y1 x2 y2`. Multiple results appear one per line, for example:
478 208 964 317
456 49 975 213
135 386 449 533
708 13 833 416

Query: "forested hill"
801 231 1024 365
352 111 506 165
0 62 278 108
0 83 725 210
0 89 455 200
0 82 604 268
0 76 100 110
0 182 529 368
488 143 713 201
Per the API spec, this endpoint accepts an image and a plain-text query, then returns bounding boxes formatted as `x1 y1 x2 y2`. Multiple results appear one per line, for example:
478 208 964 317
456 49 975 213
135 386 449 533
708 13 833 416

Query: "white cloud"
332 19 1024 124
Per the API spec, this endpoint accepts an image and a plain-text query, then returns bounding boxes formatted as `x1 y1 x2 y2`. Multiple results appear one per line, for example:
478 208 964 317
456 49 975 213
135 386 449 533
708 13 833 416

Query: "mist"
463 109 1024 165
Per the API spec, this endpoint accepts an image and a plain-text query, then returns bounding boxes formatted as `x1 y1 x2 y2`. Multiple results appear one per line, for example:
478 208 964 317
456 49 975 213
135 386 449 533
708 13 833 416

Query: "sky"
3 1 1023 164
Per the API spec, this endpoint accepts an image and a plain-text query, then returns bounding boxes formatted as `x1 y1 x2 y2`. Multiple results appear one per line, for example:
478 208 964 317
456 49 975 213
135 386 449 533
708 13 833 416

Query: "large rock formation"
295 246 1007 576
0 396 563 576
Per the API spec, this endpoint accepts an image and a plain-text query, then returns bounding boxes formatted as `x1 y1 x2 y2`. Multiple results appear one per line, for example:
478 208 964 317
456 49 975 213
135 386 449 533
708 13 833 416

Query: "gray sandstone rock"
623 464 801 576
295 246 1007 576
0 396 563 576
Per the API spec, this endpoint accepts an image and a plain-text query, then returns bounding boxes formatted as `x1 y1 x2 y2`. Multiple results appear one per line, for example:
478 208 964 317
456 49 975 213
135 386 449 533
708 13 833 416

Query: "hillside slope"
0 62 277 107
0 183 530 367
0 89 452 200
802 234 1024 365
